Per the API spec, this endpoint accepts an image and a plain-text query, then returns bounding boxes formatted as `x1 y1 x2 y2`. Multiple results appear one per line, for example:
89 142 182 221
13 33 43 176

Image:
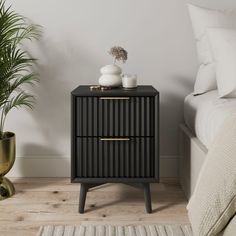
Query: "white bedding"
188 113 236 236
184 90 236 148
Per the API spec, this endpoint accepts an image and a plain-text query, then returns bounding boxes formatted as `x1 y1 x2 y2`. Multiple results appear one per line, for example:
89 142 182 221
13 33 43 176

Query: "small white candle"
122 74 137 89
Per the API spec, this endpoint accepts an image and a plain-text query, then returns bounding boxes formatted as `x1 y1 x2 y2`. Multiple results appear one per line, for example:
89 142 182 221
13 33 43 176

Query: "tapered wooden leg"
79 183 88 213
143 183 152 213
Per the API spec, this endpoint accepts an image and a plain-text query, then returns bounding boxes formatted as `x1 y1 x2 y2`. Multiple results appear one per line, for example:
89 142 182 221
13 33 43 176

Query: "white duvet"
184 90 236 148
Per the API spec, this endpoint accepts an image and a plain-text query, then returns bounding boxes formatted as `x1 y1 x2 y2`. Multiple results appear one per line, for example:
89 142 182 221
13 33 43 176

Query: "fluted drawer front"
76 97 154 137
76 137 154 178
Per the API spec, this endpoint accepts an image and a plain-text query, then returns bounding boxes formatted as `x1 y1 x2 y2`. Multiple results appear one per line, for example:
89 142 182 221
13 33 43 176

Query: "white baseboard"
6 156 179 178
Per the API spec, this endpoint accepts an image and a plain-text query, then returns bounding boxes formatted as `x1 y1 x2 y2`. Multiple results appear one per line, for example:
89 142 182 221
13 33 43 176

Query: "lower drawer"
75 137 154 178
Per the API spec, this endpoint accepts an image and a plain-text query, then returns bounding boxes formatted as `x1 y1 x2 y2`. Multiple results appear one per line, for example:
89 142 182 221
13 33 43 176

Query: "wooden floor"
0 178 189 236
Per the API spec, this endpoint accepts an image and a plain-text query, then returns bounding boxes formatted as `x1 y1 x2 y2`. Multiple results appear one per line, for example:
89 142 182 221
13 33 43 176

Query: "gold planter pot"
0 132 15 200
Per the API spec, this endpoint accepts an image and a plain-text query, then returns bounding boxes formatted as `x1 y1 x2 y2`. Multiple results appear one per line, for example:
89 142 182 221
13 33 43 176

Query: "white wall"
5 0 235 178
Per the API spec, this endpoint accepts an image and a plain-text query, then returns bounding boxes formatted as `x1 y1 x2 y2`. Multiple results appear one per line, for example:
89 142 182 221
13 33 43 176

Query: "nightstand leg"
79 183 88 213
143 183 152 213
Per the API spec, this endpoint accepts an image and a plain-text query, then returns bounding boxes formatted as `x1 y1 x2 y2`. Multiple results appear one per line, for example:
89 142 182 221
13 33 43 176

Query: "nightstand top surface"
72 85 159 97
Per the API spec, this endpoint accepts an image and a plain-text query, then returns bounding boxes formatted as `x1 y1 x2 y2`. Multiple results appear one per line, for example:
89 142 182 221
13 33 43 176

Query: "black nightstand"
71 85 159 213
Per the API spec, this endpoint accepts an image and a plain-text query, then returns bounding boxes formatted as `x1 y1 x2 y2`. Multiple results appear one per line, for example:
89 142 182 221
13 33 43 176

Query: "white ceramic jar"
122 74 137 89
98 65 122 87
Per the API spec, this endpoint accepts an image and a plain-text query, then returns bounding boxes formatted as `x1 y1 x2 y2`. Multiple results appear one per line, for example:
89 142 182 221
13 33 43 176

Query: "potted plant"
0 0 41 200
99 46 128 87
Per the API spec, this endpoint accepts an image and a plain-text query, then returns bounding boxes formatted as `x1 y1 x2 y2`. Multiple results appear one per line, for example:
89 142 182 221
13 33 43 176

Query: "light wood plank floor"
0 178 189 236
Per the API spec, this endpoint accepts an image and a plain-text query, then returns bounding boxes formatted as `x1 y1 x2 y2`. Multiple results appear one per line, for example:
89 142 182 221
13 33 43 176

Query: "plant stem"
0 109 4 139
113 58 116 65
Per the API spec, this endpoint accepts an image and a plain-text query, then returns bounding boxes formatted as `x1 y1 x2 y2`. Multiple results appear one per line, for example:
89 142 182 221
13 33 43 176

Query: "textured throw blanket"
187 113 236 236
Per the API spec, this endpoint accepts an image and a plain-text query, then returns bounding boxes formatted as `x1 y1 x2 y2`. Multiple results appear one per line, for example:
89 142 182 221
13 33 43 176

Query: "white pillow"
194 63 216 94
207 28 236 98
187 4 235 95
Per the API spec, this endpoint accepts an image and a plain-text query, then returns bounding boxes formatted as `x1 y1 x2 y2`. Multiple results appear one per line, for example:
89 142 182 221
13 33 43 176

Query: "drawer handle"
100 97 130 100
100 138 130 141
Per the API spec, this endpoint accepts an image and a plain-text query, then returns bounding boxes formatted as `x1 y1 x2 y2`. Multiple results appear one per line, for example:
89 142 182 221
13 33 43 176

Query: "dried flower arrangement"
109 46 128 64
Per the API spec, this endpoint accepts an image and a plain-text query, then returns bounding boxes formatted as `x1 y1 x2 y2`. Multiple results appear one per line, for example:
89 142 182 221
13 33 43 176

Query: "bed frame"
179 124 208 199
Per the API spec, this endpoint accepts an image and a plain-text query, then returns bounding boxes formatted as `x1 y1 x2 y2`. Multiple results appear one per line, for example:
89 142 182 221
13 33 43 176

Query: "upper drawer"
76 96 155 137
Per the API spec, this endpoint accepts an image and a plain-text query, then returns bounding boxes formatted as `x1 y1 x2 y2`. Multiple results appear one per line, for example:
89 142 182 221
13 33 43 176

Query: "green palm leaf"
8 73 39 96
4 92 35 115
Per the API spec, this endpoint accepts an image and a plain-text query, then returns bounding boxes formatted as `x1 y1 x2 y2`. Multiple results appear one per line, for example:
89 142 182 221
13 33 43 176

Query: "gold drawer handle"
100 97 130 100
100 138 130 141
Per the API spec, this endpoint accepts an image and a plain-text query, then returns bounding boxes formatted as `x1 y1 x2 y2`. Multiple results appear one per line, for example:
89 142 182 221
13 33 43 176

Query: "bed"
179 90 236 199
183 3 236 235
184 90 236 149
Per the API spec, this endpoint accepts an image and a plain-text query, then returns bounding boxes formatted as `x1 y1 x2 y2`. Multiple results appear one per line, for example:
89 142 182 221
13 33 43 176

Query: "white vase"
98 65 122 87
